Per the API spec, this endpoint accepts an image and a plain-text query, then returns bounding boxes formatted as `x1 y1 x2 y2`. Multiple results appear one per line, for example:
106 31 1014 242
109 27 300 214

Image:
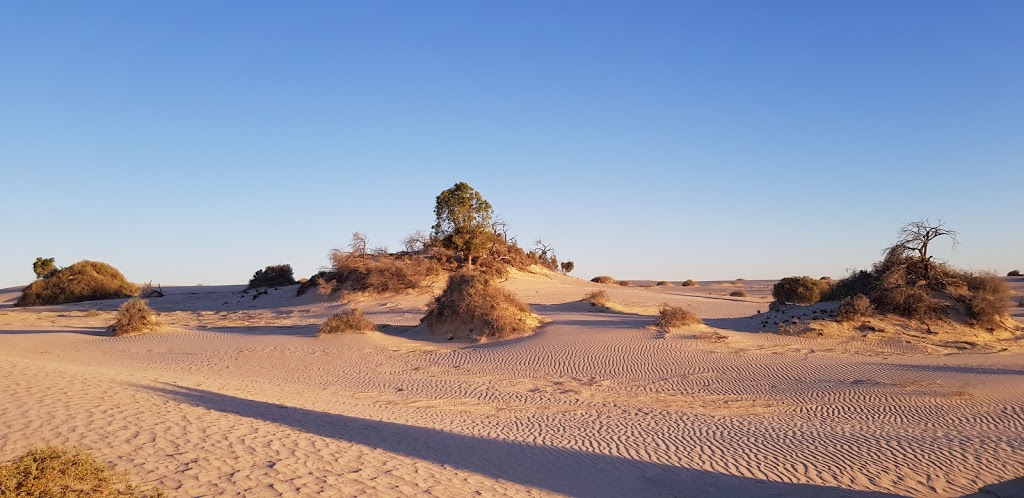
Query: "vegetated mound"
680 279 698 287
16 260 138 307
298 252 442 297
318 308 377 335
0 446 165 497
729 290 749 298
247 264 297 289
423 271 541 340
584 290 610 307
110 298 159 336
772 276 832 305
591 275 615 284
656 305 703 329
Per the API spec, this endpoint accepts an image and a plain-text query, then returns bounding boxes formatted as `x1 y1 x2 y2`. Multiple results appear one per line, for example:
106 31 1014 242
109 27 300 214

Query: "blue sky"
1 1 1021 287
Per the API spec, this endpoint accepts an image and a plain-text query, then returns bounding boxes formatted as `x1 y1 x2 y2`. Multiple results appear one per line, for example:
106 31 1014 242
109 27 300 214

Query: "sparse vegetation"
423 271 539 340
835 294 873 322
560 260 575 275
729 290 748 297
32 257 56 280
16 260 138 307
140 281 164 298
655 281 673 286
681 279 698 287
584 290 610 307
247 264 297 290
591 276 615 284
656 305 703 328
1009 269 1022 277
111 298 159 336
0 446 165 497
327 250 441 294
772 276 831 305
318 308 377 335
618 280 633 287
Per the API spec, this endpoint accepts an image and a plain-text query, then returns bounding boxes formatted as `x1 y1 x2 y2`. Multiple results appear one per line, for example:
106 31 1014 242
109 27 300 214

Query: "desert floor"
1 272 1022 497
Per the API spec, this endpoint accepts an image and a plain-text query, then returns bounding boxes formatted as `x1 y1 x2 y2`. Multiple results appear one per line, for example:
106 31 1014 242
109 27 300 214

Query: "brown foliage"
656 305 703 328
111 298 159 336
772 276 831 305
655 281 673 286
729 290 749 298
424 272 539 340
16 261 138 307
835 294 874 322
680 279 698 287
0 446 165 497
584 290 610 307
318 308 377 335
321 251 441 295
591 276 615 285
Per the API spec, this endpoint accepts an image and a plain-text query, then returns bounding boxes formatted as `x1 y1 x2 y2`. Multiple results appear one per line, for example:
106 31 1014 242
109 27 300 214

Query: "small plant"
656 305 703 328
111 298 159 336
140 281 165 298
655 281 673 286
618 280 633 287
680 279 698 287
584 290 610 307
835 294 874 322
247 264 297 290
560 261 575 274
772 276 831 305
1009 269 1022 277
965 273 1011 328
591 276 615 284
318 308 377 335
0 446 165 497
729 290 748 298
32 257 57 279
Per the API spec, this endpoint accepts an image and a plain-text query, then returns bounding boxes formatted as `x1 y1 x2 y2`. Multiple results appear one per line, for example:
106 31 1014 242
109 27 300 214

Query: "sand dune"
1 273 1022 496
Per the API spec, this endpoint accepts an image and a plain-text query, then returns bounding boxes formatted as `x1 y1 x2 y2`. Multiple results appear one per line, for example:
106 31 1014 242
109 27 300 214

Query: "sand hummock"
0 273 1022 497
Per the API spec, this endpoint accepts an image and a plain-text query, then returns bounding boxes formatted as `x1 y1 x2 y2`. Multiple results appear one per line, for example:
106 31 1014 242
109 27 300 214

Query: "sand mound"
423 271 541 340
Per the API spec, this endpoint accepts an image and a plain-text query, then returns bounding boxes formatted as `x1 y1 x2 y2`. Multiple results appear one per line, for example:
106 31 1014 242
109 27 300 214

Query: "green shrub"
16 261 138 307
835 294 873 322
656 305 703 328
424 271 539 340
247 264 297 289
772 276 831 305
32 257 56 279
111 298 159 336
591 276 615 284
729 290 748 298
1008 269 1022 277
0 446 165 497
318 308 377 335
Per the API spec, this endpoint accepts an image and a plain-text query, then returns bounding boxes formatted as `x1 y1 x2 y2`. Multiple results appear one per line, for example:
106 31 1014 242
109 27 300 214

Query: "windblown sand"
1 272 1022 497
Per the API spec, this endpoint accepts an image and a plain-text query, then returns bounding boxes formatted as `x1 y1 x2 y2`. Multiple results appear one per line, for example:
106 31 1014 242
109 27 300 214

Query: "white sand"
1 272 1022 497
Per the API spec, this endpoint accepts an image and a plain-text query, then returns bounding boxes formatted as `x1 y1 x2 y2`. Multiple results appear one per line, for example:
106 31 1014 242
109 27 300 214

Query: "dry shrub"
681 279 698 287
324 251 441 295
0 446 165 497
247 264 297 289
656 305 703 328
591 276 615 285
965 273 1011 328
584 290 610 307
729 290 748 298
111 298 159 336
1008 270 1022 277
655 281 673 286
618 280 633 287
772 276 831 305
16 261 138 307
318 308 377 335
835 294 873 322
424 272 539 340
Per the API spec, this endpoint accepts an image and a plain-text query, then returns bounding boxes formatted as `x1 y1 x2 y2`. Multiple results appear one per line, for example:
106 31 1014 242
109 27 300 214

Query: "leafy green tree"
432 182 494 265
33 257 56 279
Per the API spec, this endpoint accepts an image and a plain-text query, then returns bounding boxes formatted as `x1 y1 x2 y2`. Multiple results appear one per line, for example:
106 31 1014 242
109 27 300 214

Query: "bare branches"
349 232 368 257
894 219 959 262
140 281 164 298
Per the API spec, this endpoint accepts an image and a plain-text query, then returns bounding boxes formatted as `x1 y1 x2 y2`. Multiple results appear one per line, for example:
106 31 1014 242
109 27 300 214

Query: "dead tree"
893 219 959 279
140 281 164 298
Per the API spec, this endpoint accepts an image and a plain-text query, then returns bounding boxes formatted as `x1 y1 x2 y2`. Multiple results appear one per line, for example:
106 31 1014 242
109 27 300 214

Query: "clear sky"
1 1 1021 288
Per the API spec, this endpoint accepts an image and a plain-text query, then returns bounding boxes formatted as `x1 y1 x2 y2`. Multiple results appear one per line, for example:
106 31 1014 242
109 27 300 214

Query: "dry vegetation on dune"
424 272 540 340
584 290 610 307
591 276 615 284
110 298 160 336
246 264 297 290
16 261 138 307
656 305 703 328
318 308 377 335
0 447 165 497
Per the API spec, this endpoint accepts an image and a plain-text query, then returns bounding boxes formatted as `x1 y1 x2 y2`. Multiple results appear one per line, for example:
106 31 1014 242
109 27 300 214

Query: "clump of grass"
318 308 377 335
729 290 749 298
655 281 673 286
680 279 698 287
772 276 832 305
591 276 615 285
16 261 138 307
584 290 610 307
328 252 441 295
247 264 297 290
618 280 633 287
835 294 874 322
424 271 539 340
0 446 165 497
656 305 703 328
111 298 159 336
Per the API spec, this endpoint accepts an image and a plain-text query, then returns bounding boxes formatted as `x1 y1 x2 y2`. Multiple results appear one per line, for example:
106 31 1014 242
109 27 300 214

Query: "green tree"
33 257 56 279
432 182 494 265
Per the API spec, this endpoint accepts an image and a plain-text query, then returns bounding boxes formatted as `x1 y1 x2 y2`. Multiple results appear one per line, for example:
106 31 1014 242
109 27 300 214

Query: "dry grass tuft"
111 298 159 336
591 276 615 285
680 279 698 287
655 281 673 286
328 252 441 295
318 308 377 335
835 294 874 322
0 446 165 497
656 305 703 328
424 271 539 340
16 261 138 307
729 290 749 298
618 280 633 287
584 290 610 307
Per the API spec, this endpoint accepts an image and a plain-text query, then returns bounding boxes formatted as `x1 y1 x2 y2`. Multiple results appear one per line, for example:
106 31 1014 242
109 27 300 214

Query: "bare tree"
893 219 959 279
401 230 429 253
349 232 368 257
140 281 164 298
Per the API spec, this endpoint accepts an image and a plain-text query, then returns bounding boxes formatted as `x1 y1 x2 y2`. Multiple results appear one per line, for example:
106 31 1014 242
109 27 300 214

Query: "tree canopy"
431 182 494 265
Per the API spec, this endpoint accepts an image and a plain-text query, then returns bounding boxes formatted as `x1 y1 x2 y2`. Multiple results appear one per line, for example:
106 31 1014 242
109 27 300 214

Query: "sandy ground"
1 273 1023 497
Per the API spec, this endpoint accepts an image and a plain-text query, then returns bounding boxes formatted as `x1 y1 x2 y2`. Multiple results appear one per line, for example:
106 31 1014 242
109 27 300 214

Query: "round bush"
16 261 138 307
772 276 830 305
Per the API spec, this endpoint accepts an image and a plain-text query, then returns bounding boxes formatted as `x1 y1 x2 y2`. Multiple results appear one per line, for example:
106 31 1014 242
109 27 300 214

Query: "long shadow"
195 324 318 337
879 363 1024 377
147 384 902 497
0 327 109 337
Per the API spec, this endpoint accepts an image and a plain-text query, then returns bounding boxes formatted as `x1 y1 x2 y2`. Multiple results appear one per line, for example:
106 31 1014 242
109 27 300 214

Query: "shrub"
835 294 873 322
327 251 441 294
729 290 748 297
618 280 633 287
247 264 297 289
681 279 698 287
318 308 377 335
655 281 673 286
656 305 703 328
772 276 831 305
111 298 159 336
296 271 329 297
560 261 575 274
0 446 165 497
965 273 1011 328
424 271 539 340
584 290 610 307
1008 269 1022 277
16 261 138 307
591 276 615 284
32 257 56 279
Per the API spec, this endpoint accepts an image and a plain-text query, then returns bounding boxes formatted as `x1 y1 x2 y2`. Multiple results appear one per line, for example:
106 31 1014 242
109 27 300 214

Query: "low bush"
965 273 1011 328
835 294 873 322
772 276 831 305
318 308 377 335
591 276 615 284
681 279 698 287
0 446 165 497
247 264 297 289
424 271 539 340
729 290 748 298
618 281 633 287
16 260 138 307
655 281 673 286
111 298 159 336
1008 269 1022 277
584 290 610 307
330 251 441 294
656 305 703 328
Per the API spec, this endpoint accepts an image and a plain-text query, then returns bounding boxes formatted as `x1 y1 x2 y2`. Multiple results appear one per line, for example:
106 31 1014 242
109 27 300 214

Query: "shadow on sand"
0 327 110 337
147 384 903 497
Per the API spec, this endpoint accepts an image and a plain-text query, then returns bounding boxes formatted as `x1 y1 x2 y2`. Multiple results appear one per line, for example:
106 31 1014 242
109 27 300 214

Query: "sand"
1 272 1022 497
